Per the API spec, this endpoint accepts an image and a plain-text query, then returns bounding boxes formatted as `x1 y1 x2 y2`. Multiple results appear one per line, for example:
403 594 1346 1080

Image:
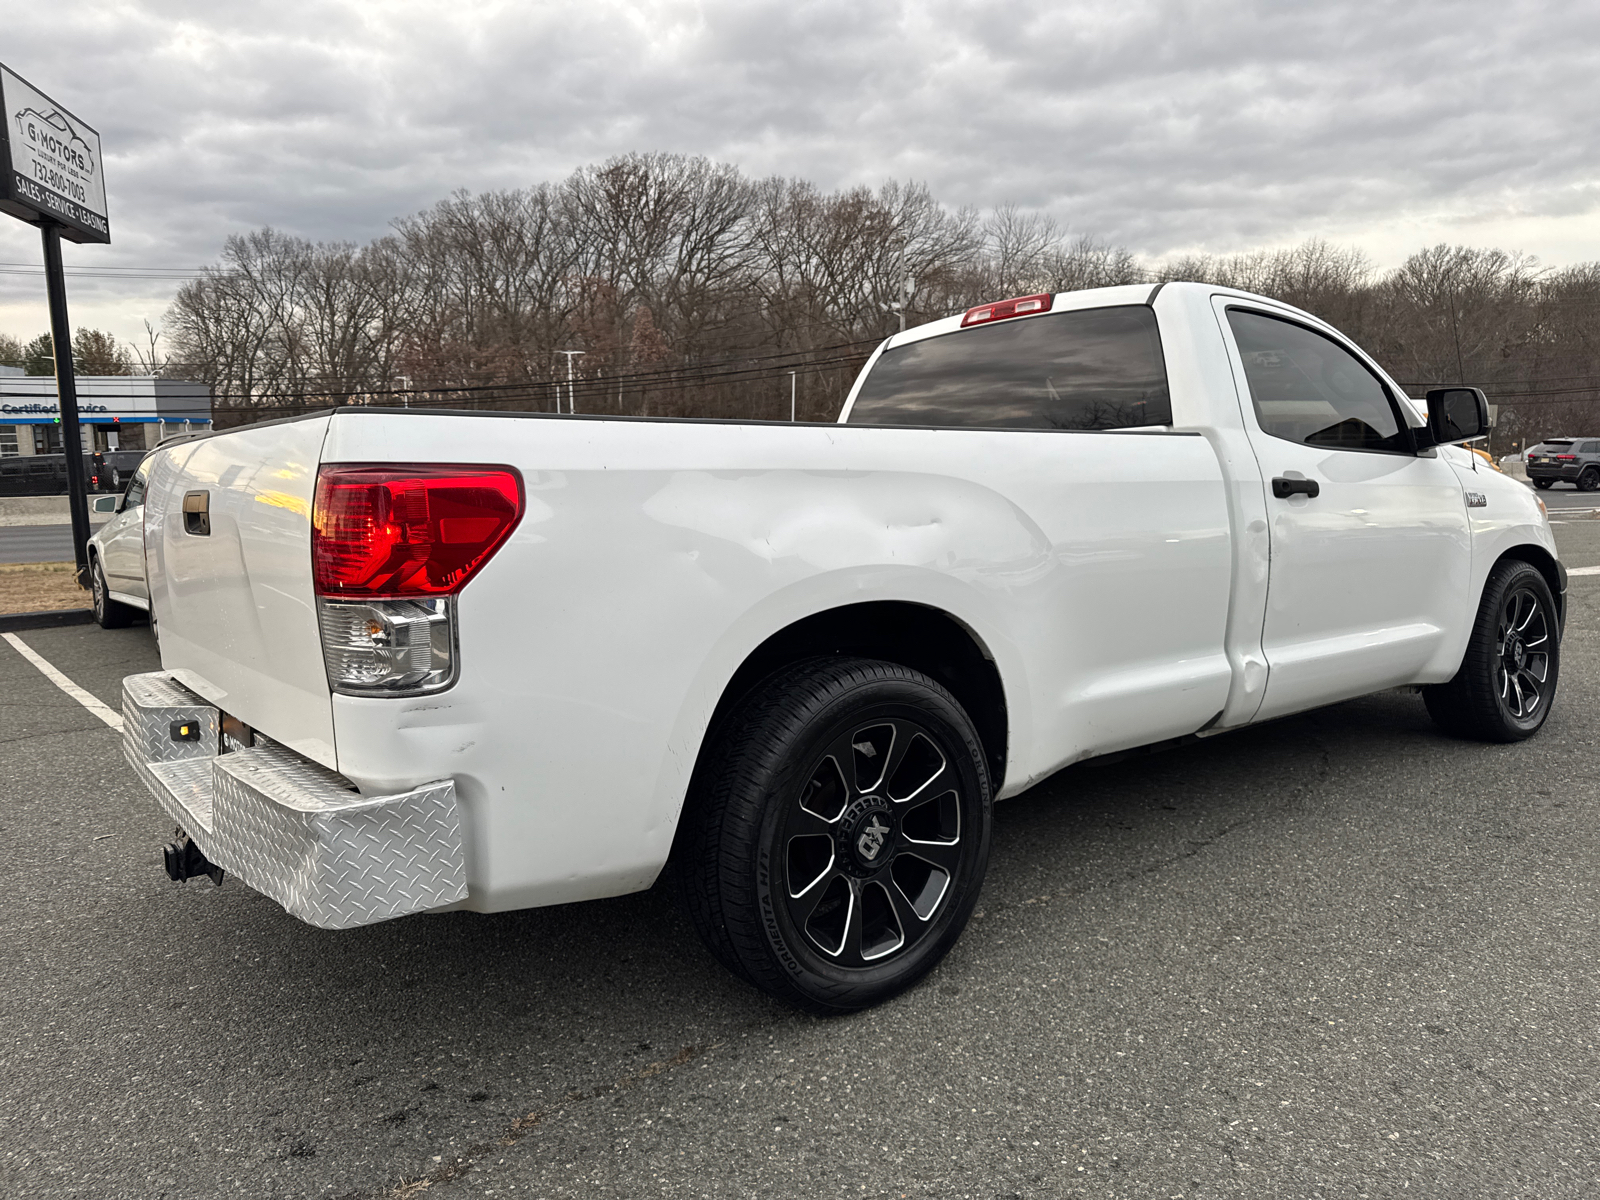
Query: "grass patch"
0 561 89 614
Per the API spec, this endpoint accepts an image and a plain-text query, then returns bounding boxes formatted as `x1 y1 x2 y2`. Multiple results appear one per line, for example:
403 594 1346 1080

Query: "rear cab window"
847 305 1172 430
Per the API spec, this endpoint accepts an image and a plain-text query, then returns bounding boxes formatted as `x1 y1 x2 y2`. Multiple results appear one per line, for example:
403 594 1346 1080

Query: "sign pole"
0 63 111 590
41 222 91 585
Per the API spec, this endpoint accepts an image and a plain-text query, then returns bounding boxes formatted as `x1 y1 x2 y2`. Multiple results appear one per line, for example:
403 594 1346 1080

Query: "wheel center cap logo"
856 814 890 862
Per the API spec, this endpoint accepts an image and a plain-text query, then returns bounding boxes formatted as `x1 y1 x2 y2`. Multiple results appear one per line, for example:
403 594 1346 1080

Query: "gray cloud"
1 0 1596 341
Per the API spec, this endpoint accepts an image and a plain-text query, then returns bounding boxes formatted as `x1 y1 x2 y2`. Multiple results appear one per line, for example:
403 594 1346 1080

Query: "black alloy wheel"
1534 479 1553 490
778 714 966 968
1425 558 1559 741
1580 467 1600 492
1493 585 1554 723
679 657 992 1013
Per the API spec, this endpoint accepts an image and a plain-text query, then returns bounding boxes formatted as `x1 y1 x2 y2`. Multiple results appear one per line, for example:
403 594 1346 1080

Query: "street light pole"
790 371 797 422
897 241 909 333
883 239 911 334
556 350 585 414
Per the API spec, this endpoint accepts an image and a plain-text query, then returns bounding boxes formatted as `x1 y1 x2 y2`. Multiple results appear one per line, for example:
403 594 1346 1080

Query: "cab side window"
1227 309 1411 453
122 464 149 510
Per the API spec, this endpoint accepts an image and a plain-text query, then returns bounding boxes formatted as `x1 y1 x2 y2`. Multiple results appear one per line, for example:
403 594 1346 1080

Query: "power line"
0 327 881 393
204 354 863 419
0 262 205 281
138 335 883 406
209 353 868 410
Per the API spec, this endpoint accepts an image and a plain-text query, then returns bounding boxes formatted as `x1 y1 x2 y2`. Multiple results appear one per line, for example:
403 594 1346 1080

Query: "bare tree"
161 156 1600 444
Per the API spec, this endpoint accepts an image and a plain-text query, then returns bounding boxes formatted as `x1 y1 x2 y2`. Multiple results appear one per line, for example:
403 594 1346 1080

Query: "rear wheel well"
700 602 1008 789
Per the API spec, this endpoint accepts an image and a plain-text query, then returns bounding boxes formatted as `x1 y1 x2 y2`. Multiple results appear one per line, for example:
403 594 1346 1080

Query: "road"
1 521 1598 1199
0 523 89 564
1535 483 1600 511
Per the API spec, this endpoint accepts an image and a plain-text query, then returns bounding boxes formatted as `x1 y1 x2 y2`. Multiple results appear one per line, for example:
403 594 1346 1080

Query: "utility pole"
884 239 911 333
899 241 910 332
790 371 797 422
556 350 585 414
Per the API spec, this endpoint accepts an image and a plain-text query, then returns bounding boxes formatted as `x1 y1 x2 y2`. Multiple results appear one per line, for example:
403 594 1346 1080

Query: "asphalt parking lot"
3 522 1599 1199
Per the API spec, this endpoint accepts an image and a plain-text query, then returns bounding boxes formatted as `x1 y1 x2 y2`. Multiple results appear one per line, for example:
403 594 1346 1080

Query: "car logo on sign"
14 106 96 175
857 815 889 861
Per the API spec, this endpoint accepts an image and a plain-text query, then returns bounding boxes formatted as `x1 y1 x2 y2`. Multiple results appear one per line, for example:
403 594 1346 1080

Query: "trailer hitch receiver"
163 835 224 887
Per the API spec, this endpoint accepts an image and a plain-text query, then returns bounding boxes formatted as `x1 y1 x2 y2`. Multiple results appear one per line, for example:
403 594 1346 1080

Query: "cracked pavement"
2 519 1598 1198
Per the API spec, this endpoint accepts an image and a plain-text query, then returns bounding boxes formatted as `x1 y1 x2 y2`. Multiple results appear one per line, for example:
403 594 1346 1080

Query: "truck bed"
144 409 1234 911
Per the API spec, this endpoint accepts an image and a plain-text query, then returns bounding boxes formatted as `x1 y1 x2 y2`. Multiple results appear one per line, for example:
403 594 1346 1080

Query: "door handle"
1272 476 1320 499
182 490 211 536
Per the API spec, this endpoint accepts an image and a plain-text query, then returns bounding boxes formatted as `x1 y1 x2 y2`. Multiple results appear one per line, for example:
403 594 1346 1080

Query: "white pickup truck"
121 282 1565 1013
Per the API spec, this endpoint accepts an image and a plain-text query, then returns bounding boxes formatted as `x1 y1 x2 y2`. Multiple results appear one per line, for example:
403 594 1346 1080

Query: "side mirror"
91 495 120 514
1424 386 1490 445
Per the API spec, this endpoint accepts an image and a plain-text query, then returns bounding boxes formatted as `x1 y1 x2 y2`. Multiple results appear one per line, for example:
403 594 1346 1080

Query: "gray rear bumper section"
122 671 468 930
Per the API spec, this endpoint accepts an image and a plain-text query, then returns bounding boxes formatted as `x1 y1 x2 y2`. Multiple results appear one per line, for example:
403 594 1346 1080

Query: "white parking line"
1570 565 1600 577
2 632 124 731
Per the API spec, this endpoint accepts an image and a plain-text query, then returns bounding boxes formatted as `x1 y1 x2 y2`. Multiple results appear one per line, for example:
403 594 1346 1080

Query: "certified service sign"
0 64 108 244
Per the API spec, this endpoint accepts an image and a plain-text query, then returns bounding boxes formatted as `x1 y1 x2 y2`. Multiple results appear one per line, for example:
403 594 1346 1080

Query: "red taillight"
312 464 523 597
1556 454 1577 460
961 292 1054 327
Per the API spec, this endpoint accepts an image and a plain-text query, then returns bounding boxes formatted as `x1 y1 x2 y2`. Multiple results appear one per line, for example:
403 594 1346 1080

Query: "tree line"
1155 241 1600 452
0 329 138 377
47 153 1600 449
162 155 1142 427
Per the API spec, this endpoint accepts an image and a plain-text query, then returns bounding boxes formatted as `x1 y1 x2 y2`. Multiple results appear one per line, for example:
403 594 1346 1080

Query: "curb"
0 608 95 633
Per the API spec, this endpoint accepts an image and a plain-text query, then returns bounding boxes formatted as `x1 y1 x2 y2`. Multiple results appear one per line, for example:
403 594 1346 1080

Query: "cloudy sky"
1 0 1596 347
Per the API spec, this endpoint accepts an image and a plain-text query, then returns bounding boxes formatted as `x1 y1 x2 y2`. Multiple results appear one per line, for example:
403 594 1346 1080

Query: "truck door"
1213 299 1471 721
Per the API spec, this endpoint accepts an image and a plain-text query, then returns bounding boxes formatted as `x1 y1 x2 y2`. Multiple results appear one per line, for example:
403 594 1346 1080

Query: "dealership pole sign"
0 65 109 243
0 63 109 583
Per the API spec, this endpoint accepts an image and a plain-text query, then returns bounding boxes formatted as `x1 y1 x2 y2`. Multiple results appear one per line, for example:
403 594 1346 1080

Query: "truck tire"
1424 559 1559 742
1533 479 1553 490
90 557 135 629
1579 467 1600 492
679 657 992 1013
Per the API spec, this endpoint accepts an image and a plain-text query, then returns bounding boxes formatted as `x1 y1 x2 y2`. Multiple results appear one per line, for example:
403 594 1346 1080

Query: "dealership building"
0 364 211 456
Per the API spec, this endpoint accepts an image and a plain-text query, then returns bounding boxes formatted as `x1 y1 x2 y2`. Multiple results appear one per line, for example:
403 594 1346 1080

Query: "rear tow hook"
163 834 225 887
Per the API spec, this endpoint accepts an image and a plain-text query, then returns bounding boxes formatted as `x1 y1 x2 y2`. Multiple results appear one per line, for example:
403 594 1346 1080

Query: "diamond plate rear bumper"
122 671 468 930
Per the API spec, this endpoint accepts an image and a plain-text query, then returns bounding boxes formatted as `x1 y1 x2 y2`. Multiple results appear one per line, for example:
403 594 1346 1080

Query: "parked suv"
86 452 154 628
1527 438 1600 490
0 449 147 496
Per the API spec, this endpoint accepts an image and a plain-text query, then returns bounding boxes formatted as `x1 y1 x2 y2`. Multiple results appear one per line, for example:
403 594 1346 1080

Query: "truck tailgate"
146 415 337 767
